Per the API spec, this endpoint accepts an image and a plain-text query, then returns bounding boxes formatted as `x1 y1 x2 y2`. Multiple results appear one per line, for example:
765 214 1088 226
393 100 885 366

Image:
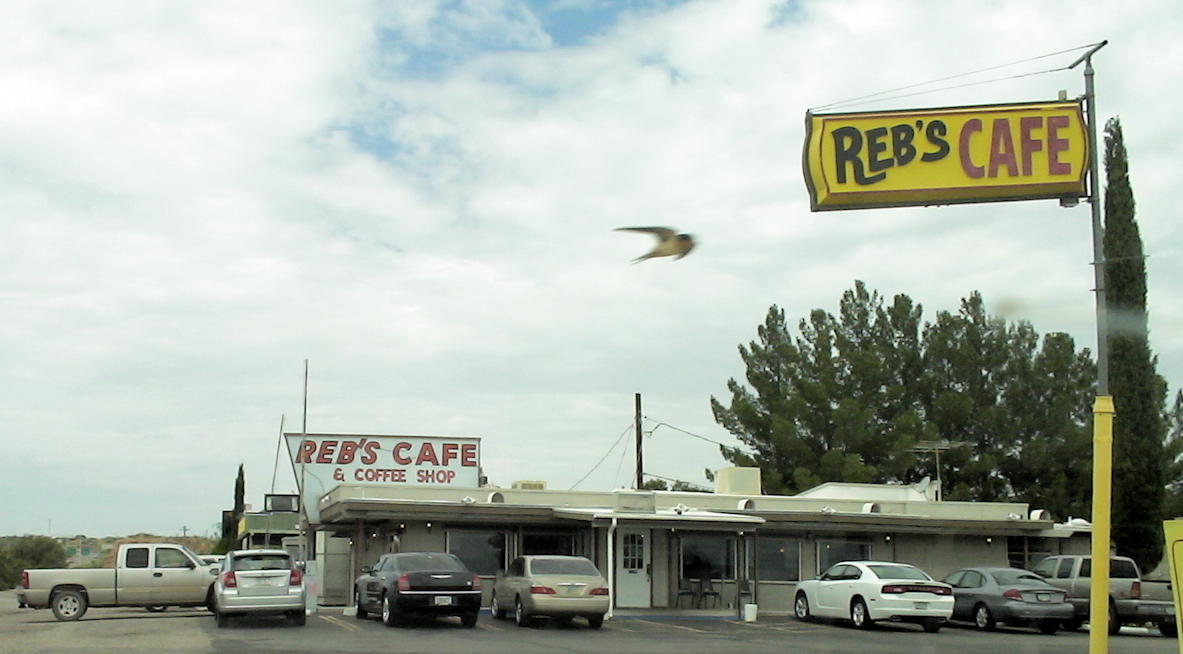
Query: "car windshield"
531 558 600 576
397 553 466 571
991 570 1049 585
867 564 930 581
232 554 291 571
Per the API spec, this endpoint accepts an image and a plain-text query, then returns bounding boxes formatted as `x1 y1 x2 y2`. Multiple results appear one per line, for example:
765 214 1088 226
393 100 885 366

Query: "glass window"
232 554 291 571
756 538 801 582
868 564 930 581
522 533 575 556
531 558 600 576
125 548 149 569
817 540 870 570
991 570 1048 586
448 530 508 576
681 535 735 580
1057 558 1076 578
395 553 466 572
155 548 191 569
944 570 965 587
1110 559 1138 578
1031 557 1057 578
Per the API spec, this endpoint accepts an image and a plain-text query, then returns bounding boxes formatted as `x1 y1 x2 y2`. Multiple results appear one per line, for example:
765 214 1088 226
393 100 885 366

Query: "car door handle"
153 572 163 577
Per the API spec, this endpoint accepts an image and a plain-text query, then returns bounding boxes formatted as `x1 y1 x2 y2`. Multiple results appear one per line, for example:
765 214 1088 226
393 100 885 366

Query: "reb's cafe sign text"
803 101 1088 211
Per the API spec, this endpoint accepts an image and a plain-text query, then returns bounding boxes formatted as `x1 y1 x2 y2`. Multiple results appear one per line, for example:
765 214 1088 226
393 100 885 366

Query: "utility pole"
634 393 643 489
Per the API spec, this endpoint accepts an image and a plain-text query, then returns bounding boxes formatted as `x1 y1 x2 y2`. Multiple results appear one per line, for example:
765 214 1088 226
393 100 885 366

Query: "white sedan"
794 561 954 632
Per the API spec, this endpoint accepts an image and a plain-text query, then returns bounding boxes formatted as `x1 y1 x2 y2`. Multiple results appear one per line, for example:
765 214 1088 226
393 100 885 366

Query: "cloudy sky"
3 0 1180 538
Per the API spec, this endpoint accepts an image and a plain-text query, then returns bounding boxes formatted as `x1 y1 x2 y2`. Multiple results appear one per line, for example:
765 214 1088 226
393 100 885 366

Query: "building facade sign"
803 100 1088 211
284 432 481 522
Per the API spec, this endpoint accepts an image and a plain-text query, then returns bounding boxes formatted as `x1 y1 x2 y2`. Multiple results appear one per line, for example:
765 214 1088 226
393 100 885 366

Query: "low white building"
301 466 1089 614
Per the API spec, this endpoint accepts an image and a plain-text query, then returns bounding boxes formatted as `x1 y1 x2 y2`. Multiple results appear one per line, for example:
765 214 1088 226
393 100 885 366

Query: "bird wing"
614 226 675 240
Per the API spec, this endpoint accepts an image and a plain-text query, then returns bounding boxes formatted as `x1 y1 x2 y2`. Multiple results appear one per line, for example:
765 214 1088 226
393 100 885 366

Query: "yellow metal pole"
1089 395 1115 654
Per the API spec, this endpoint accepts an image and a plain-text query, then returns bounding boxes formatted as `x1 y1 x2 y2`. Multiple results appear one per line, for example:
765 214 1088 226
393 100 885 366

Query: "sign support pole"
1071 40 1113 654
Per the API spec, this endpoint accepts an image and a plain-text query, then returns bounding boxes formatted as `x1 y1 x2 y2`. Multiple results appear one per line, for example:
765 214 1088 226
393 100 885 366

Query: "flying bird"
614 226 696 263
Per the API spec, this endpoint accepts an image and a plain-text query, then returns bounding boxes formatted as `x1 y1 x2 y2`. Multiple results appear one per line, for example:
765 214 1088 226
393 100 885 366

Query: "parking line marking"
632 619 708 633
319 614 362 631
477 622 498 631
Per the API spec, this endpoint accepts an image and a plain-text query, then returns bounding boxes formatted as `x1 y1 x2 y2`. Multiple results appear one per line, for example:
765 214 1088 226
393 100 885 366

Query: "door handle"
153 572 163 577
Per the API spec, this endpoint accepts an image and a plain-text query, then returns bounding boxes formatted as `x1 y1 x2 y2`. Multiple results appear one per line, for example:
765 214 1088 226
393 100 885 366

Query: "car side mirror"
210 568 218 576
361 565 372 574
186 561 196 569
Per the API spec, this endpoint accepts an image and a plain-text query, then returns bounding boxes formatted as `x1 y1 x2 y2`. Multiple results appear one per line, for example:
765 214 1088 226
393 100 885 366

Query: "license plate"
913 602 928 610
433 596 453 606
1037 593 1050 602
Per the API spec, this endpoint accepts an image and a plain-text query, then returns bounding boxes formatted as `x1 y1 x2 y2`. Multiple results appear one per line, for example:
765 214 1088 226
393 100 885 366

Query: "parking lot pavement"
2 592 1176 654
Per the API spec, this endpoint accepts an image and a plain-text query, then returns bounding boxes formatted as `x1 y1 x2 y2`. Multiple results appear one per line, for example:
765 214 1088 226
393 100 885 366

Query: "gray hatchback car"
213 549 307 627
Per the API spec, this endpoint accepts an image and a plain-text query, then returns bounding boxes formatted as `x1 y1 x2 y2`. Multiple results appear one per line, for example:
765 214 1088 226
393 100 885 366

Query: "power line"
569 424 633 490
811 41 1102 112
643 416 732 448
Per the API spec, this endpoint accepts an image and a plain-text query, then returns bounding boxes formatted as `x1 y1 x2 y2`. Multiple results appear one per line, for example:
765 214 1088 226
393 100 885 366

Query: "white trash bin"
744 604 758 622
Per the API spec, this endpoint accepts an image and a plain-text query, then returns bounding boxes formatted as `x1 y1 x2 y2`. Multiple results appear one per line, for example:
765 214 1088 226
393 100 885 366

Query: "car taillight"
934 586 952 595
470 573 482 590
1003 588 1023 601
530 585 557 595
881 585 906 594
290 568 303 587
590 587 609 596
223 572 237 589
397 574 410 591
20 571 30 589
881 584 951 595
1131 581 1141 599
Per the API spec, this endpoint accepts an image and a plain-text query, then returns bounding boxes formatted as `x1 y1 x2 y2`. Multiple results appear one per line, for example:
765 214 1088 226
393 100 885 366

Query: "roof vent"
1029 509 1052 521
861 502 880 513
820 505 836 514
487 491 505 503
738 498 756 510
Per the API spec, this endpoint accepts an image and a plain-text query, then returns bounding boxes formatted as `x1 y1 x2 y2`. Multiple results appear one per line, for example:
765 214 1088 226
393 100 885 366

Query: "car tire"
382 593 400 627
922 618 943 633
1064 615 1084 631
974 604 996 630
490 591 505 620
354 589 367 620
588 614 604 629
146 605 167 613
794 592 812 621
850 597 874 630
51 589 88 621
289 610 306 626
1107 603 1120 636
1037 619 1058 635
1158 621 1178 638
461 612 478 628
215 608 228 628
515 596 533 628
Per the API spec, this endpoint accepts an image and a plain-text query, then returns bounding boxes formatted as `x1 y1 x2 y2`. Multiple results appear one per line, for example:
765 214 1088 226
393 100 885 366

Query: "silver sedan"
943 566 1073 634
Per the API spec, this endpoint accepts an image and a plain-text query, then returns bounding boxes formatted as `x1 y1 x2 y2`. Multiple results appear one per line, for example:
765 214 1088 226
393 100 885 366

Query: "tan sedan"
490 555 609 629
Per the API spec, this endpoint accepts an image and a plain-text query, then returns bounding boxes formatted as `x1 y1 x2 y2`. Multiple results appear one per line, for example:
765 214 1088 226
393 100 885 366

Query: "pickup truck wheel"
51 589 87 621
588 614 604 629
1157 621 1177 638
1064 616 1084 631
288 610 306 626
1107 603 1120 635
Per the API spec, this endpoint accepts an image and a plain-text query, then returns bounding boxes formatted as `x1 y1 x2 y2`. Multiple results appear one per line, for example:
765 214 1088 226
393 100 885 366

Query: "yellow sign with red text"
803 101 1088 211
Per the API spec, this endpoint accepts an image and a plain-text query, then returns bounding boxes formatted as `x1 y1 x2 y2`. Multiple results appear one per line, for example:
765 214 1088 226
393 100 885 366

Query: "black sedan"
354 552 482 627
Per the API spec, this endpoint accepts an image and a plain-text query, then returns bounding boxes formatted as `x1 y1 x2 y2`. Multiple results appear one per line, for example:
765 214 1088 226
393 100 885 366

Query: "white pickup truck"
17 543 219 621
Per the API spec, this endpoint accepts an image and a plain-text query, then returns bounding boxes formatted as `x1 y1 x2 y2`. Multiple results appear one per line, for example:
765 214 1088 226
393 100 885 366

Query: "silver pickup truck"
1031 554 1176 636
18 543 219 621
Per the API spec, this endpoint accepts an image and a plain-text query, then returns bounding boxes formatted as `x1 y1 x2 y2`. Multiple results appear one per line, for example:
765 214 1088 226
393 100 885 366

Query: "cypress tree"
1102 117 1167 571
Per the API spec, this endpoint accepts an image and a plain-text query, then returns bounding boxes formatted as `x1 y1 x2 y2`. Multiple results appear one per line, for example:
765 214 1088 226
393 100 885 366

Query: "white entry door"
615 527 651 608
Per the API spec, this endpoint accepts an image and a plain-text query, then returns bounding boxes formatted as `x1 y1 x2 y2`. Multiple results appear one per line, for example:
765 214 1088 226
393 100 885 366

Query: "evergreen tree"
711 282 1095 519
1103 117 1167 571
1164 391 1183 519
